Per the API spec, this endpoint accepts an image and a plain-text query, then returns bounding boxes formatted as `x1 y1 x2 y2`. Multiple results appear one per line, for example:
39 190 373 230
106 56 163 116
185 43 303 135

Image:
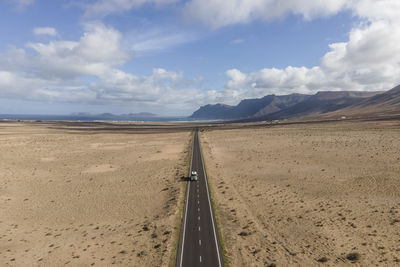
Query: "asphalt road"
176 130 224 267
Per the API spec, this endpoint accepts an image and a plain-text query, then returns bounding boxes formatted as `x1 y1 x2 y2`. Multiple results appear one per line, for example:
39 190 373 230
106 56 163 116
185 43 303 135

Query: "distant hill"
256 91 380 121
190 104 234 120
190 90 385 121
71 112 158 119
190 94 310 120
127 112 157 117
326 85 400 117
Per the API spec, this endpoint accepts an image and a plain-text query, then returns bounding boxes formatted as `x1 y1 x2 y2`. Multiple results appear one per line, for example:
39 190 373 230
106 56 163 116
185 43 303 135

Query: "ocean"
0 114 202 122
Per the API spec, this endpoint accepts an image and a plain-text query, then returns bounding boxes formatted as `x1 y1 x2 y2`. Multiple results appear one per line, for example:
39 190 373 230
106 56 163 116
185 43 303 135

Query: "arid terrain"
3 119 400 267
201 121 400 266
0 122 190 266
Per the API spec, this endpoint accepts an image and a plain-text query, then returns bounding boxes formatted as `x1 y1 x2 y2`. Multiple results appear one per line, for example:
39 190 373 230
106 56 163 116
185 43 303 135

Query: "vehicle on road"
190 171 198 181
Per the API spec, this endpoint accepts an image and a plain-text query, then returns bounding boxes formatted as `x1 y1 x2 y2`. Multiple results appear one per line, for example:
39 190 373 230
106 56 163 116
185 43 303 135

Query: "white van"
190 171 198 181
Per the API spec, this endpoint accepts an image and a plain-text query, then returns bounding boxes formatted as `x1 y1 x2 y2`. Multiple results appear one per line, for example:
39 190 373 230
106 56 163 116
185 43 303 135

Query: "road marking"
199 226 201 231
200 256 202 263
199 133 223 267
179 131 195 267
198 207 200 212
198 200 200 204
198 216 200 220
199 239 201 246
198 194 199 198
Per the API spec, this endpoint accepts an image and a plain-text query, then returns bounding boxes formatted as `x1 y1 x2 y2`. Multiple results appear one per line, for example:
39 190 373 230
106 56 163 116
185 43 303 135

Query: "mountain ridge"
190 93 310 120
190 89 392 121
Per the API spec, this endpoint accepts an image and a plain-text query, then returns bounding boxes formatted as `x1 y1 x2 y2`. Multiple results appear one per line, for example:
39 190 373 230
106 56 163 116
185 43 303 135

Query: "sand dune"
201 121 400 266
0 122 190 266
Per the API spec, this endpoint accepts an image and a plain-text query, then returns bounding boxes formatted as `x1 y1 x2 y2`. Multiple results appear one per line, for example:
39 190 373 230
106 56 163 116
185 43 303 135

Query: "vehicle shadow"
180 176 190 182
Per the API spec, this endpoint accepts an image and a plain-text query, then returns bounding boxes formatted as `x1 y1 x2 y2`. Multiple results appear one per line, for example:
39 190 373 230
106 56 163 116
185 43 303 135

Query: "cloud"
22 22 130 79
82 0 179 18
351 0 400 23
183 0 349 29
230 39 245 45
128 28 198 54
33 27 58 36
220 67 326 104
0 22 206 112
2 0 400 113
169 0 388 105
220 18 400 103
12 0 35 9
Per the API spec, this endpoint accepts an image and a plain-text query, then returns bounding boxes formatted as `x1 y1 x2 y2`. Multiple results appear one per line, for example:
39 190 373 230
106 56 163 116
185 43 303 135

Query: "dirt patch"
0 122 190 266
201 121 400 266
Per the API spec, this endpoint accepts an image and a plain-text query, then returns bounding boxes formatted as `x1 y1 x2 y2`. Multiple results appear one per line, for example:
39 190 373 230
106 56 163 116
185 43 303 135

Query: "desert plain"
2 119 400 267
201 120 400 266
0 121 190 266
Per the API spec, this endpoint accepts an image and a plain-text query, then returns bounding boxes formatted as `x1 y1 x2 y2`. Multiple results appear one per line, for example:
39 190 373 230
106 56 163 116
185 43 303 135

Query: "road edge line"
198 130 224 267
175 130 195 267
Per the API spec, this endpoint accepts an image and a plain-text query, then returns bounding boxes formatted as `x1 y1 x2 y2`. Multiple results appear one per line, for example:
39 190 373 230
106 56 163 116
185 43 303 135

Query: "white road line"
179 175 190 267
179 131 195 267
198 207 200 212
198 194 199 198
199 239 201 246
198 216 200 220
199 226 201 231
200 256 202 263
198 200 200 204
199 133 223 267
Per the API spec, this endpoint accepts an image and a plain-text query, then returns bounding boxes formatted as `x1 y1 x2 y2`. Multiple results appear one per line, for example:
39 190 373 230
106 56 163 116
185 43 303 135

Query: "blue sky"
0 0 399 116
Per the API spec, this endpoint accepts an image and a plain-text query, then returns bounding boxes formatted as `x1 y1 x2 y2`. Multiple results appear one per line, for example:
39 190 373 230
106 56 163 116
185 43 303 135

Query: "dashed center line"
178 130 223 267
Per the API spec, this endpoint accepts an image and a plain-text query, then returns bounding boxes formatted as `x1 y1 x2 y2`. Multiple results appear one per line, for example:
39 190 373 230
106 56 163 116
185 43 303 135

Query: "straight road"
176 130 224 267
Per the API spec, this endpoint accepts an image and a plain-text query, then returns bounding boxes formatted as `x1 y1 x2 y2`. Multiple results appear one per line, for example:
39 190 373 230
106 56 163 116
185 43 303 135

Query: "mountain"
190 104 234 120
327 85 400 117
254 94 311 117
190 94 310 120
71 112 158 119
257 91 380 121
127 112 157 117
190 90 389 121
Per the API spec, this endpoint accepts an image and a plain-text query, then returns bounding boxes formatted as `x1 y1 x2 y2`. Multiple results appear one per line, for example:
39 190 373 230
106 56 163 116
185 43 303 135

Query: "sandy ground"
201 121 400 266
0 122 190 266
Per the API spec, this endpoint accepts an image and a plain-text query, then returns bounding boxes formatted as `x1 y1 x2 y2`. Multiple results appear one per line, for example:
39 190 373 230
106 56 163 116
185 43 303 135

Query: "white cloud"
22 22 130 79
183 0 349 29
128 28 198 54
82 0 179 18
33 27 58 36
0 22 206 112
3 0 400 113
220 67 326 104
351 0 400 23
196 0 399 105
230 39 245 45
221 20 400 103
12 0 35 9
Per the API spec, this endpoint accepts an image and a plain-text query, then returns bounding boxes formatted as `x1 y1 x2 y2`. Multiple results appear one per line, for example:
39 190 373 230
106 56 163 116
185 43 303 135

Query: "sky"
0 0 400 116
